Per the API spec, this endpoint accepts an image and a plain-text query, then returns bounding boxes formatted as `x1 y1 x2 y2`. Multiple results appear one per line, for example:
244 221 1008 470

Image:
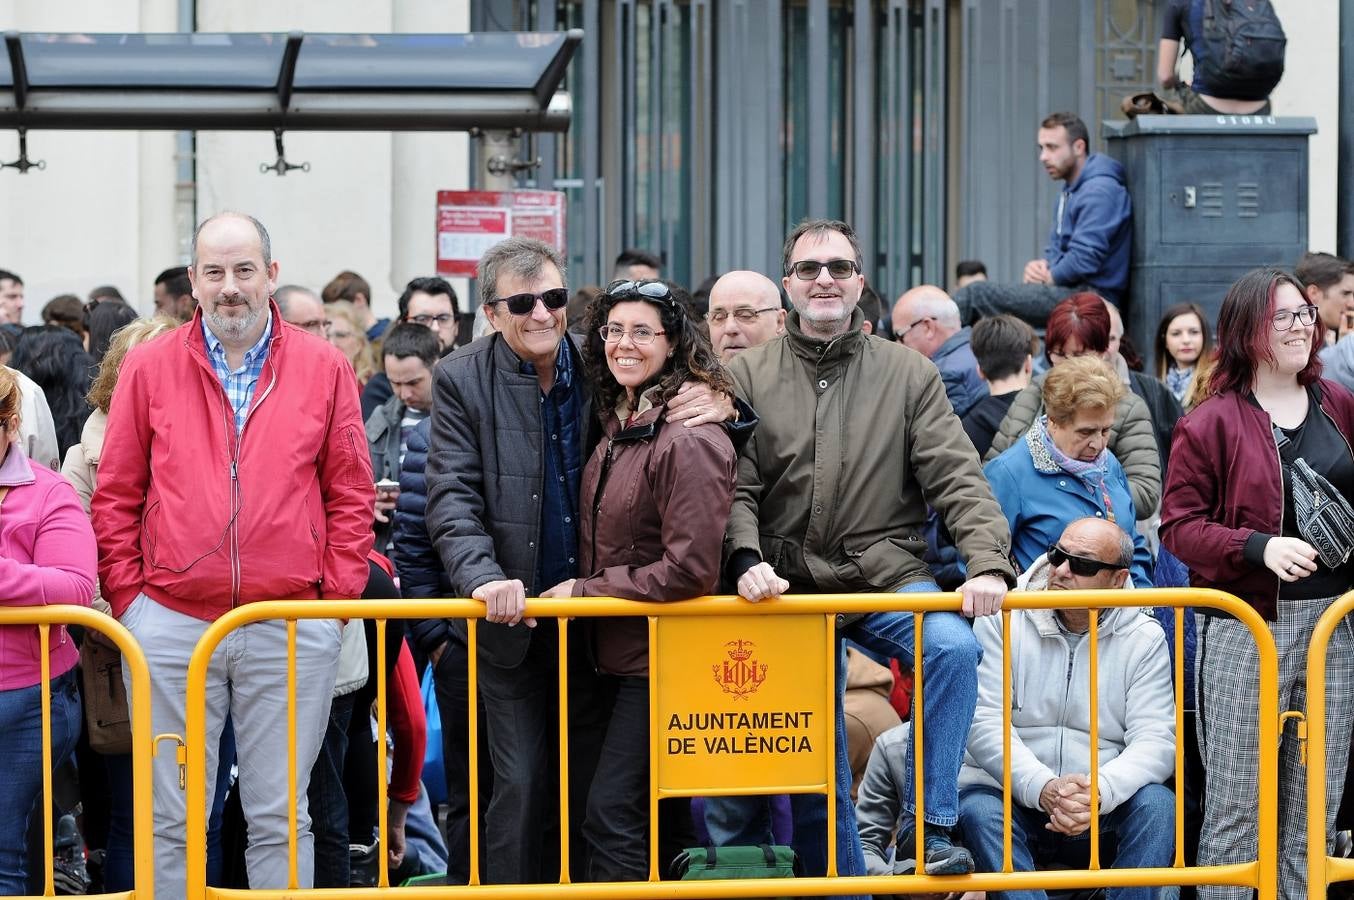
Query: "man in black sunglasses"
954 516 1175 896
423 236 748 885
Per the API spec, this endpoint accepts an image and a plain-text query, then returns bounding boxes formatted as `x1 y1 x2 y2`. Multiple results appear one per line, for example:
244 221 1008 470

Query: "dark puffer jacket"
391 418 452 654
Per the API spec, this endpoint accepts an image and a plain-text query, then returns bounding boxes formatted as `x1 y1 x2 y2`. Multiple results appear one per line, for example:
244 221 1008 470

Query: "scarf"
1165 366 1194 404
1029 415 1117 522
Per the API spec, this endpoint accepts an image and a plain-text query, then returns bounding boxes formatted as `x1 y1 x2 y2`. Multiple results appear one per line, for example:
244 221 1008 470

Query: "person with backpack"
1157 0 1285 115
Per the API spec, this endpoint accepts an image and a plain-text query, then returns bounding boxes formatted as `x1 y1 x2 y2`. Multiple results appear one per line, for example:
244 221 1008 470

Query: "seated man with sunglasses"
424 237 749 885
955 516 1176 899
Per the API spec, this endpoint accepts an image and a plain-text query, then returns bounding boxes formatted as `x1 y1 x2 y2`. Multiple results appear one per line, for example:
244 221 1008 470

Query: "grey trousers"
121 593 341 899
1195 595 1354 900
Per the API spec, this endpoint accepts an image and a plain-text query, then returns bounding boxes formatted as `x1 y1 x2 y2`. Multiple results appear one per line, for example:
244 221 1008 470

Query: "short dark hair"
0 269 21 286
322 270 372 306
42 295 86 335
380 321 441 370
155 266 192 298
1295 252 1354 292
567 285 605 329
614 248 663 275
857 284 882 328
781 219 864 277
1041 111 1090 154
971 314 1037 381
397 276 459 320
955 259 987 280
88 285 125 304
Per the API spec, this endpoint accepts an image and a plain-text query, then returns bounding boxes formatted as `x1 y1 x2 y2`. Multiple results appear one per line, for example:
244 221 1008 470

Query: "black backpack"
1197 0 1286 99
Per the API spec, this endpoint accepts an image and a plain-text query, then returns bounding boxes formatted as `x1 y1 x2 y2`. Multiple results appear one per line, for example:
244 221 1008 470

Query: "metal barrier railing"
1304 590 1354 895
0 605 156 900
180 588 1279 899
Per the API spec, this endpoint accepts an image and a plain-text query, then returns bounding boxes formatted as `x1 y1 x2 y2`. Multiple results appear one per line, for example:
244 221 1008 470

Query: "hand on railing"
736 561 790 603
472 579 536 628
959 573 1007 617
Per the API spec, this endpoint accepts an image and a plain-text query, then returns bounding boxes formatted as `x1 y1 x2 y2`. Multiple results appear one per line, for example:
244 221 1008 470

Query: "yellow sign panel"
653 614 831 794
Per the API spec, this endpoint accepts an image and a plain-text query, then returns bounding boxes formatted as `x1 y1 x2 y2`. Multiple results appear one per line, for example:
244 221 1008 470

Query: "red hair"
1208 268 1324 397
1044 292 1111 360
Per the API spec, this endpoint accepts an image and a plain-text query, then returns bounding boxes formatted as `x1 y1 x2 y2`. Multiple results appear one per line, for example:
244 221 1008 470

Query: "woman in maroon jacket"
540 279 737 884
1161 268 1354 900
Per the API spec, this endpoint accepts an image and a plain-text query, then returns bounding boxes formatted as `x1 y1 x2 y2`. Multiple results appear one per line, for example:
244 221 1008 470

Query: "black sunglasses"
494 287 569 316
1047 544 1127 577
606 279 676 308
790 258 859 281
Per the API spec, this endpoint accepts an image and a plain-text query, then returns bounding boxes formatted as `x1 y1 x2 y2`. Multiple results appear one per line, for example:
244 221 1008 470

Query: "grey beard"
206 305 263 342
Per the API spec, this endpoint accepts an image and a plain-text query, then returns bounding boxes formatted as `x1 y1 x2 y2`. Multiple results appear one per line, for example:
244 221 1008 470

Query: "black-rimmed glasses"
789 258 859 281
1272 304 1319 332
493 288 569 316
1047 544 1128 577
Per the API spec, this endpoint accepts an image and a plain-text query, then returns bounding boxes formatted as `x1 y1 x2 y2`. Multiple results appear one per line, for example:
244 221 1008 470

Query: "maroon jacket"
1160 379 1354 620
573 400 736 676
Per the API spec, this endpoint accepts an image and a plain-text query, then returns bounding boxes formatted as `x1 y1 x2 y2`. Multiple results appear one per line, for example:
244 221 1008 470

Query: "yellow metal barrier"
180 587 1278 899
1304 590 1354 894
0 605 156 900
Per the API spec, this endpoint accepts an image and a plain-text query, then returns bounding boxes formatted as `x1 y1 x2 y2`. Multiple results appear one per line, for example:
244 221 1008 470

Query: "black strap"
760 844 777 868
1272 422 1295 462
704 846 718 870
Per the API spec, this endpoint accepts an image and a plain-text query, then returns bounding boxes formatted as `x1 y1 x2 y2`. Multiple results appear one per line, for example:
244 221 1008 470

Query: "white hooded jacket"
959 552 1176 815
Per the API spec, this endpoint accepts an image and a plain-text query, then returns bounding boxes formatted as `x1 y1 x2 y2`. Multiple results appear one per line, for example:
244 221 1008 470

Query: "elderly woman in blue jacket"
985 355 1153 587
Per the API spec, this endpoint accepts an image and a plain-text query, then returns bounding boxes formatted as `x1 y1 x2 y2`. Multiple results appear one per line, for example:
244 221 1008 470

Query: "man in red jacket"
92 212 375 896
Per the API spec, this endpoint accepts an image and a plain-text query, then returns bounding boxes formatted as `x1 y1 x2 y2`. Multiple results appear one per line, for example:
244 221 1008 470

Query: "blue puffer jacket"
391 418 453 654
1044 153 1132 303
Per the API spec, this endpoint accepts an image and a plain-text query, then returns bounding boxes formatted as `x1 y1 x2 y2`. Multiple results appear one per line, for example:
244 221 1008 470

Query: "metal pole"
1339 0 1354 258
175 0 196 262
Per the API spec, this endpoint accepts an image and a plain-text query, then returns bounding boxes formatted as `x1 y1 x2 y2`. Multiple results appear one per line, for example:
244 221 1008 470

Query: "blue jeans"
705 582 976 896
0 670 81 893
957 782 1175 900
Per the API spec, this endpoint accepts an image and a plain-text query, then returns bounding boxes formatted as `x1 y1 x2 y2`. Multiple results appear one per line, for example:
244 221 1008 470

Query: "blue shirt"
203 314 273 435
522 343 584 592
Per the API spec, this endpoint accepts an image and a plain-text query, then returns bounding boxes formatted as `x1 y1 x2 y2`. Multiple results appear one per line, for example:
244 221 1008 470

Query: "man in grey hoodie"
857 518 1175 897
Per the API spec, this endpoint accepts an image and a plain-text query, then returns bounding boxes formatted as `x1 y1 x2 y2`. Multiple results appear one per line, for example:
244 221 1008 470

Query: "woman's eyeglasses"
1047 544 1127 577
1271 304 1319 332
493 288 570 316
606 280 675 306
599 324 667 345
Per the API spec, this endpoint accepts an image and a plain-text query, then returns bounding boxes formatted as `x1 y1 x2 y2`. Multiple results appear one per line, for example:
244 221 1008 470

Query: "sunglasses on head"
494 288 569 316
1047 544 1127 577
606 279 676 307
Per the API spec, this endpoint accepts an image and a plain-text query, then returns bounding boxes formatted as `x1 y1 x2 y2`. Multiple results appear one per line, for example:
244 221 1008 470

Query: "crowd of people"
0 45 1349 900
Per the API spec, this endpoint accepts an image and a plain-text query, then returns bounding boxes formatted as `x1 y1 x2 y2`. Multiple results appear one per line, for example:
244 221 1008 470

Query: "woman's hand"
1262 536 1319 581
540 579 577 598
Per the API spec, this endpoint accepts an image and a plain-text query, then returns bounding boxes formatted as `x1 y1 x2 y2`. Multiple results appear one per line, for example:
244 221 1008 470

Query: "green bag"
671 843 801 882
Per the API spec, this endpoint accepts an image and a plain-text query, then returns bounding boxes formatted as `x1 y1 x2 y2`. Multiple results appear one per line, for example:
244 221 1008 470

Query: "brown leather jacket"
572 398 737 676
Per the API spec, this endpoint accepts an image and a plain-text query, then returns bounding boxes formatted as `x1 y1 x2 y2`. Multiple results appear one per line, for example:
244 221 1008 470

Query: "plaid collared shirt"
202 314 273 435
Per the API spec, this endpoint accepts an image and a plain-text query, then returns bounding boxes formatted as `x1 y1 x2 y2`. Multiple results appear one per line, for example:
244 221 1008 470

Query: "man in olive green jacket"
709 219 1016 887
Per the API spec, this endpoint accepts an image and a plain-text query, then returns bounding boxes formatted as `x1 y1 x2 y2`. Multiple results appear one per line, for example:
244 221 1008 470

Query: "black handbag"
1273 424 1354 568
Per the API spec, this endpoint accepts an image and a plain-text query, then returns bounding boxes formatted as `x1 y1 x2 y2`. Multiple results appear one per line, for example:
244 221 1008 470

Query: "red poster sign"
436 189 567 277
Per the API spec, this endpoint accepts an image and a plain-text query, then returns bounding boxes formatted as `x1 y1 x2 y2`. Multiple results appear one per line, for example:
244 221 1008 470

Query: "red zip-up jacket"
1160 379 1354 621
92 304 375 620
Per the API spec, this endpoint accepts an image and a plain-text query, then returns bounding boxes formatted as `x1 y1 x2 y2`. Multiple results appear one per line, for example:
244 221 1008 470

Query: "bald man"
706 270 786 363
892 285 986 417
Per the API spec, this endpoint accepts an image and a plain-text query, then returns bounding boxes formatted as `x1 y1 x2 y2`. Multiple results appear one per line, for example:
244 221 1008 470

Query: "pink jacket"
0 442 96 690
92 304 375 621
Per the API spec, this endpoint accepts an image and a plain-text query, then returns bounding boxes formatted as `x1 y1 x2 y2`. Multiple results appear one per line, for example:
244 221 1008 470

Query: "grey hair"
477 237 567 309
907 289 962 329
273 284 317 318
191 212 273 269
1114 528 1134 570
781 219 864 277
